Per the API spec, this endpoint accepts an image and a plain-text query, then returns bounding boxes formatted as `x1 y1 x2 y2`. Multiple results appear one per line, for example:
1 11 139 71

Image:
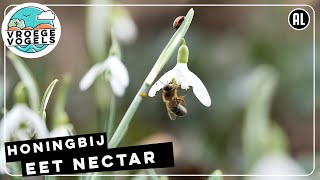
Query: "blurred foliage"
242 66 278 171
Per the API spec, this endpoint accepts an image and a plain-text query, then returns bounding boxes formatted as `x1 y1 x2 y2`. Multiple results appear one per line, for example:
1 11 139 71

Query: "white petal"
148 69 176 97
0 105 49 144
79 59 110 91
0 105 22 144
108 56 129 97
173 63 192 89
183 65 211 107
110 77 125 97
22 106 49 139
109 56 129 87
113 16 138 44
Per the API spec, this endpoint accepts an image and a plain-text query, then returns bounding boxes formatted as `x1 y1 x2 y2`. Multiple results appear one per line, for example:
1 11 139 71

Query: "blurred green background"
0 0 319 180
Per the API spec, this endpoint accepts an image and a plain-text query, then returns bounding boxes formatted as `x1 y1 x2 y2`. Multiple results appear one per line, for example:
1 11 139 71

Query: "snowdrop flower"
0 104 49 174
148 40 211 107
50 124 73 138
79 50 129 97
0 104 49 145
112 6 138 44
248 153 308 180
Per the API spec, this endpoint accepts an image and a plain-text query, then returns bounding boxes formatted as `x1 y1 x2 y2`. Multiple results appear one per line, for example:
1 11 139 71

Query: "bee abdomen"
172 104 187 117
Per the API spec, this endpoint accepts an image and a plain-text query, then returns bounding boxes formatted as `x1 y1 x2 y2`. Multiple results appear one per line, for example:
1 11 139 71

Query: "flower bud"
14 82 27 104
177 44 189 64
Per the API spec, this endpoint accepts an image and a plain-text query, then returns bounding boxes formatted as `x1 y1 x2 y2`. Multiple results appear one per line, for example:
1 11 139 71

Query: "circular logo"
288 8 310 30
1 3 61 58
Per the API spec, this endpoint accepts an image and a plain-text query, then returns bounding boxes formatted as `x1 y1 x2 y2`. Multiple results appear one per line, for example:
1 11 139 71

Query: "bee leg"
176 96 186 105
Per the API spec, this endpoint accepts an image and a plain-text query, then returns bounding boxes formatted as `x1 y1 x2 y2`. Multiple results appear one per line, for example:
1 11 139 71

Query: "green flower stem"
105 32 121 139
86 3 112 132
106 94 116 141
109 29 121 58
108 84 148 148
108 8 194 148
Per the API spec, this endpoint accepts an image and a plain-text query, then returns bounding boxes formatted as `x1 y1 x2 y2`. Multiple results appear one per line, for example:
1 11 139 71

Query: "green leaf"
208 169 223 180
40 79 58 120
242 65 278 171
51 75 71 128
111 124 128 148
8 52 40 110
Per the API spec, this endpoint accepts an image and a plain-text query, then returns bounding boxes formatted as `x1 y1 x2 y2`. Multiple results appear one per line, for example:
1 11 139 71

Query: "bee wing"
166 106 177 120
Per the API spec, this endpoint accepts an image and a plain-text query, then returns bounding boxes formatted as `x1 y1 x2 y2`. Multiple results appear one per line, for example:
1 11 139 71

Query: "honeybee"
162 79 187 120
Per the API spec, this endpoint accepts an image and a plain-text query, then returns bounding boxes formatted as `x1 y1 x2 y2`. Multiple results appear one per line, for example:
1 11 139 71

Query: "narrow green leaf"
40 79 58 120
8 52 40 110
111 124 128 148
51 75 71 128
242 65 278 170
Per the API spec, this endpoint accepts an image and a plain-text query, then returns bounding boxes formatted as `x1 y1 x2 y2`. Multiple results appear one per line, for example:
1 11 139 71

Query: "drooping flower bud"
177 39 189 64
